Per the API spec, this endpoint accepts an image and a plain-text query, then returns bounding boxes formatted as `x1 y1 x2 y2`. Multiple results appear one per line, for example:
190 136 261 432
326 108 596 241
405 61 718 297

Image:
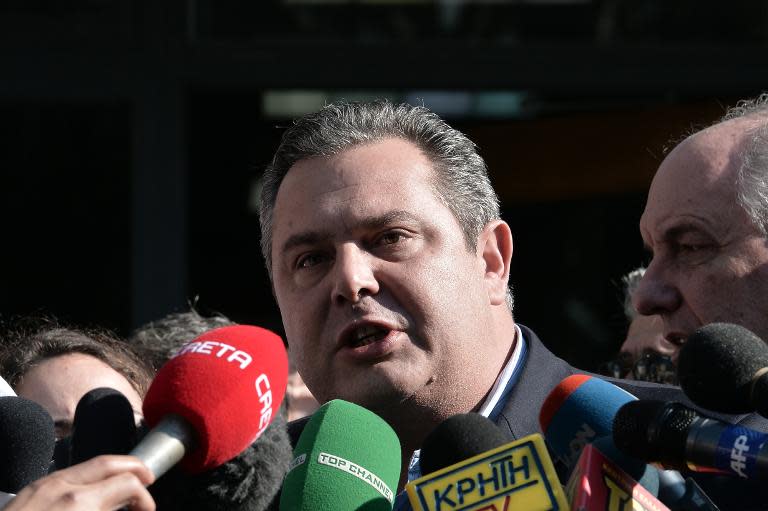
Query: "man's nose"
632 261 682 317
331 244 380 305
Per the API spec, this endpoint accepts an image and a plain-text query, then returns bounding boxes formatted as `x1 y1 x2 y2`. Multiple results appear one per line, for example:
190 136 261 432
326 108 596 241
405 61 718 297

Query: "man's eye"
671 242 716 265
296 253 326 269
376 231 406 246
676 243 706 254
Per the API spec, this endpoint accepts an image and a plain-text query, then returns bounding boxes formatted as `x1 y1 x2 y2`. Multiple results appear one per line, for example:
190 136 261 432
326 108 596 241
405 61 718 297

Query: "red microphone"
132 325 288 477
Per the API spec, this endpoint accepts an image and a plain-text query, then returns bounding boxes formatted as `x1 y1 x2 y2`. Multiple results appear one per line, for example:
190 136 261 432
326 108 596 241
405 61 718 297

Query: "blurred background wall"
2 0 767 370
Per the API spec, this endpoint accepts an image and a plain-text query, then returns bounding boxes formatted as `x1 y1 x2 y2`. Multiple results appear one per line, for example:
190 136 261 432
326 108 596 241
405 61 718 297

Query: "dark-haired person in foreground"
258 100 768 510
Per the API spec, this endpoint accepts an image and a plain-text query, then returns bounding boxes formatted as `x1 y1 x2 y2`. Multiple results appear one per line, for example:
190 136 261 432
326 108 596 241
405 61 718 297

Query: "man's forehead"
271 140 445 238
640 120 752 241
277 140 439 204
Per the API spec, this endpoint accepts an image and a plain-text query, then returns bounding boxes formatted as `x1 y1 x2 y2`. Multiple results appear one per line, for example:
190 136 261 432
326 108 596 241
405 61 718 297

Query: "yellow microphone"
406 430 568 511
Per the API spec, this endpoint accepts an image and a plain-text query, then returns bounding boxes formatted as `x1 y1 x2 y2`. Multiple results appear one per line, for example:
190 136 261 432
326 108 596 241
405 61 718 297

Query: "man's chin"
330 383 412 412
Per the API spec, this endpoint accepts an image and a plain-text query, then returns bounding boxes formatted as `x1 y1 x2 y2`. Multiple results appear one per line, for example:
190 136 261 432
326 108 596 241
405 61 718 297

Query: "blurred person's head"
634 94 768 346
602 267 678 384
620 267 680 364
129 309 320 420
128 308 235 370
285 363 320 421
0 325 152 439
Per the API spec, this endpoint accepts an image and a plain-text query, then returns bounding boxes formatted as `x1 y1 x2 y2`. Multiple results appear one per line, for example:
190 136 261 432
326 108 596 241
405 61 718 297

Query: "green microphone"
280 399 401 510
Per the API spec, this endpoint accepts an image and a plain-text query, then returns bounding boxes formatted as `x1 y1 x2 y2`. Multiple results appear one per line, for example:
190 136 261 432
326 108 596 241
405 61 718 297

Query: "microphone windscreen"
0 396 55 493
0 376 15 397
70 387 137 465
280 399 401 511
539 374 635 468
142 325 288 473
419 413 511 476
678 322 768 413
150 412 292 511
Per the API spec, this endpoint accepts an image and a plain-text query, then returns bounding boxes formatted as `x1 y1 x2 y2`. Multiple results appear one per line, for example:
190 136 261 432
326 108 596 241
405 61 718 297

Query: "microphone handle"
685 417 768 480
0 491 15 510
129 414 195 479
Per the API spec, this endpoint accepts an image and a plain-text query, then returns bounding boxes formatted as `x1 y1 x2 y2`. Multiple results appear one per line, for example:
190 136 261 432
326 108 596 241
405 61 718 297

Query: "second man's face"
269 137 496 415
635 120 768 345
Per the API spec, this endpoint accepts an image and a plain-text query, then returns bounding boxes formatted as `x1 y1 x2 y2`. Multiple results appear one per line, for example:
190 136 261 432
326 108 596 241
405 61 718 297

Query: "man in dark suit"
258 100 766 509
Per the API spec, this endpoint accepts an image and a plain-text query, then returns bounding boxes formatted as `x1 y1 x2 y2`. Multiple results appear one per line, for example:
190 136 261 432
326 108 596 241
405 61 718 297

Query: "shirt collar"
476 323 525 419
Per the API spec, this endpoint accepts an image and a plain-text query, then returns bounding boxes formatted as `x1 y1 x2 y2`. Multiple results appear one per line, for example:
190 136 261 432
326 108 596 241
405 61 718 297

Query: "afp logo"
730 435 749 478
714 426 768 480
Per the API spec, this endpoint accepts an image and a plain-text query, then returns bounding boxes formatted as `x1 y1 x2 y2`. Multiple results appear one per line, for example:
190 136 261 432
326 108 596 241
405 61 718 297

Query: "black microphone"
678 323 768 417
613 400 768 480
419 412 511 475
0 396 56 493
70 387 138 466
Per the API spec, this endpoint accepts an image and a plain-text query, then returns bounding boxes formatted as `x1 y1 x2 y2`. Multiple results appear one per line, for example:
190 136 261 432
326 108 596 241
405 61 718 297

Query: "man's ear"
476 220 513 306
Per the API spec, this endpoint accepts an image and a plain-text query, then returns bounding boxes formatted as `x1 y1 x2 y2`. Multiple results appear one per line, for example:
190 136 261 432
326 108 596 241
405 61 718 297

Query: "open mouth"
349 325 389 348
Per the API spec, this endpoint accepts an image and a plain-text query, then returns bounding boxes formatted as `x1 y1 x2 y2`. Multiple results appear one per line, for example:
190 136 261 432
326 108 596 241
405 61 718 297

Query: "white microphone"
0 376 15 398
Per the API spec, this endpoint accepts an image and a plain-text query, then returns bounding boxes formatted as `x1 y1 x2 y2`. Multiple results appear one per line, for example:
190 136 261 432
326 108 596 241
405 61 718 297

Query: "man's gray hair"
259 100 513 309
722 93 768 234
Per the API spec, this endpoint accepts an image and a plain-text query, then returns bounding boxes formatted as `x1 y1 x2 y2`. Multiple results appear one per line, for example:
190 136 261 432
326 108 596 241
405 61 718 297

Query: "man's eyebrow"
281 231 332 254
359 210 421 229
280 210 421 254
642 222 712 253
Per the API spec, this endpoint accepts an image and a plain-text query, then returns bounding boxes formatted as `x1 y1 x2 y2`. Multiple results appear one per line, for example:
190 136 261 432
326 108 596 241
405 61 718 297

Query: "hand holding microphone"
42 325 292 511
3 455 155 511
